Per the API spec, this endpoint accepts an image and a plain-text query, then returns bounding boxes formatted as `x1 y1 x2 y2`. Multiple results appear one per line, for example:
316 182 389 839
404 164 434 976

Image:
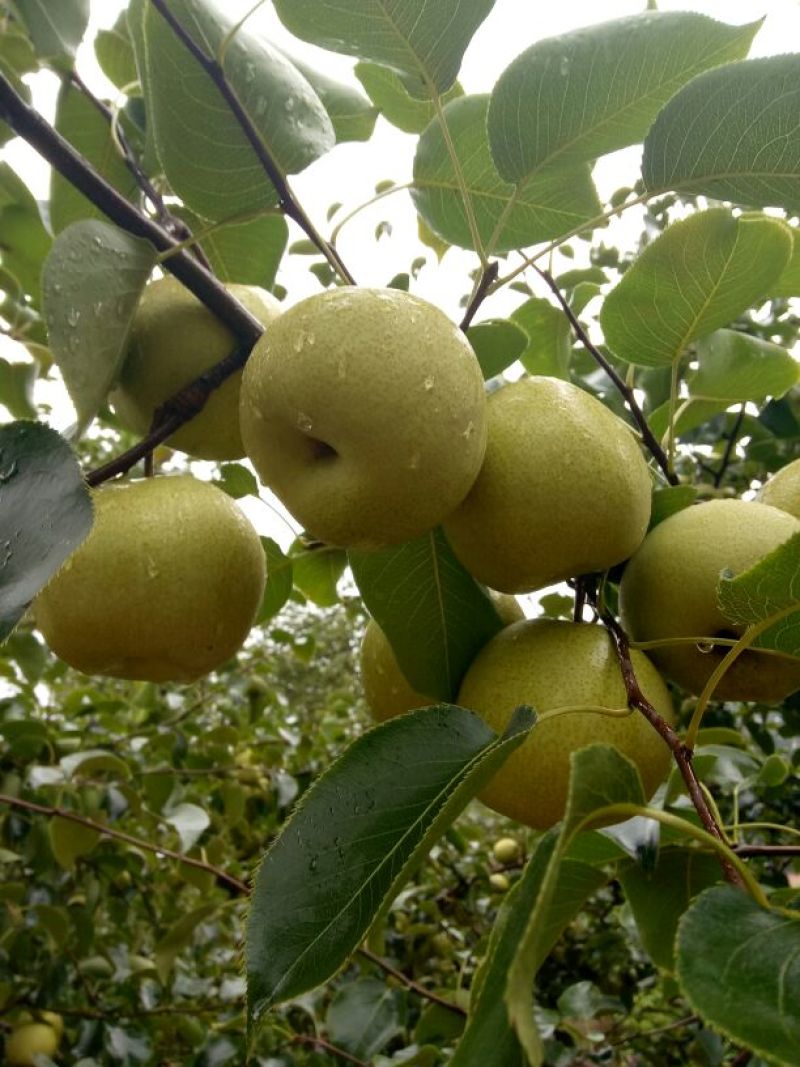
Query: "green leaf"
154 904 219 982
326 978 403 1059
676 886 800 1065
50 81 140 234
132 0 334 223
0 358 36 419
688 330 799 403
649 485 698 530
216 463 258 499
164 802 209 852
466 319 528 380
49 815 100 870
175 207 288 290
772 229 800 298
282 53 377 143
487 12 759 184
412 95 600 253
510 297 571 378
290 542 347 608
643 55 800 213
0 25 37 146
648 397 732 441
41 219 157 427
14 0 90 66
349 528 506 701
61 749 130 779
272 0 495 95
0 421 92 642
258 538 293 623
355 62 463 134
0 163 52 305
246 703 534 1021
619 848 721 972
94 13 138 92
718 532 800 659
600 210 792 367
453 832 606 1066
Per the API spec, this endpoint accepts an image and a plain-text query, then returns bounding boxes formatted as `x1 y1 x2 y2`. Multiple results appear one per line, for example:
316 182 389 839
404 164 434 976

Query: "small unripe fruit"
492 837 521 864
489 873 510 892
5 1023 59 1066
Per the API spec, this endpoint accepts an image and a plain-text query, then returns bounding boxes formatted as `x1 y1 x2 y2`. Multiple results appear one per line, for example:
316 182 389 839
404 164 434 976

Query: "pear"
35 476 265 683
239 287 487 550
457 619 673 831
5 1023 60 1067
757 457 800 519
442 377 652 593
360 594 523 722
619 499 800 701
111 276 281 460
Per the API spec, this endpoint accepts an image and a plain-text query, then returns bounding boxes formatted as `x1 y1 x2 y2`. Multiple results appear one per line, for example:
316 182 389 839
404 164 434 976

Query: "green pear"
239 287 487 549
35 476 266 683
442 377 652 593
111 276 281 460
457 620 673 831
619 499 800 701
5 1023 60 1067
757 458 800 518
360 594 523 722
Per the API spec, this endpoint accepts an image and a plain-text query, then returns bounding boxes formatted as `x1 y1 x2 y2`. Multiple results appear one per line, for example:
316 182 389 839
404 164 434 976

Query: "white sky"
2 1 799 548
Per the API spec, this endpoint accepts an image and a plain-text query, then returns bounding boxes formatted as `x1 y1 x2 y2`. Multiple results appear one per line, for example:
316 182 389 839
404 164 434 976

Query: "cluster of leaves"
0 1 799 1065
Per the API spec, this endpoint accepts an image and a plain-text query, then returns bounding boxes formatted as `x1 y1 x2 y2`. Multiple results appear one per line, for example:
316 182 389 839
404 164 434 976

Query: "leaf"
412 95 600 253
257 538 292 623
688 330 798 403
487 12 759 184
41 220 157 427
132 0 334 223
216 463 258 499
355 62 463 134
175 207 288 289
246 703 534 1021
282 52 378 144
272 0 495 95
154 904 219 982
619 848 721 972
0 358 36 419
49 815 100 870
453 832 606 1066
0 421 92 642
466 319 528 380
164 803 210 852
649 485 698 530
14 0 90 66
676 886 800 1065
643 55 800 213
50 81 140 234
0 163 52 305
94 13 138 92
290 542 346 608
648 397 732 441
349 528 506 701
772 229 800 298
510 297 571 378
600 210 792 367
326 978 403 1059
718 532 800 659
0 25 37 146
60 749 131 779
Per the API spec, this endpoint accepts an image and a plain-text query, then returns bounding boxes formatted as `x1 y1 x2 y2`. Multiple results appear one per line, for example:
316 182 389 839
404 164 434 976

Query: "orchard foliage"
0 2 799 1065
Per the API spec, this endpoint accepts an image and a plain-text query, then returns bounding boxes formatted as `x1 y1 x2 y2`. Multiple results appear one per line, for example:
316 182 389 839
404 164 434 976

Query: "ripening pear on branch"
442 376 653 593
756 457 800 519
619 499 800 702
457 620 674 831
111 276 282 460
34 476 266 683
239 287 488 550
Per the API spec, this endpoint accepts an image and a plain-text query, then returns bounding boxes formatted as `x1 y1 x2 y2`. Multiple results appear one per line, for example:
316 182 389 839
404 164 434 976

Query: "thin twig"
531 266 679 486
713 405 746 489
0 793 250 896
730 1051 752 1067
459 261 500 331
290 1033 368 1066
596 613 744 889
358 946 467 1017
731 844 800 858
148 0 355 286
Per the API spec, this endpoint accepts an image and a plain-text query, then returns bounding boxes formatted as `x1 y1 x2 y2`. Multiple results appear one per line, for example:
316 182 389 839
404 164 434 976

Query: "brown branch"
0 793 250 896
460 261 500 331
731 844 800 858
290 1033 368 1066
148 0 356 286
532 266 679 486
596 613 745 889
713 404 746 489
730 1051 752 1067
358 946 467 1017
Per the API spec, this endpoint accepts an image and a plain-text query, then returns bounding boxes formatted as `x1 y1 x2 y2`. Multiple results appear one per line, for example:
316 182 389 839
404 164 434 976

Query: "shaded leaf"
94 13 138 92
273 0 494 95
689 329 798 403
49 815 100 870
718 532 800 659
41 219 156 427
0 421 92 642
246 704 534 1020
216 462 258 499
258 538 293 623
772 229 800 298
14 0 90 66
600 210 792 367
175 207 288 290
676 886 800 1065
413 95 600 253
488 12 759 183
290 542 346 608
154 904 219 982
355 62 463 134
649 486 698 530
648 397 732 441
327 978 403 1059
283 53 378 143
466 319 528 380
0 163 52 305
510 297 571 378
643 55 800 213
349 528 506 701
0 358 36 419
61 749 130 779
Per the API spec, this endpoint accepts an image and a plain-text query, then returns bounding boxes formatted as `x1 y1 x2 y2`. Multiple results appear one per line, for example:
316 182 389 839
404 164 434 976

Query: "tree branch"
730 844 800 858
358 946 467 1017
148 0 356 286
459 260 499 331
0 793 250 896
531 266 679 486
713 404 746 489
290 1033 368 1066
